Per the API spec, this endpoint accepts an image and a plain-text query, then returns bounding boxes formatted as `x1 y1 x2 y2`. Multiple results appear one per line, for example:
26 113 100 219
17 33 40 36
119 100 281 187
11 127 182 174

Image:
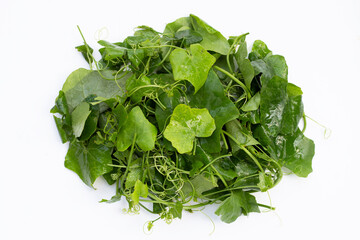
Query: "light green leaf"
71 102 91 137
131 180 148 205
265 54 288 80
117 106 157 151
163 104 216 154
241 92 261 112
163 17 192 36
190 14 230 55
62 68 129 112
251 40 272 59
65 140 113 187
170 44 216 93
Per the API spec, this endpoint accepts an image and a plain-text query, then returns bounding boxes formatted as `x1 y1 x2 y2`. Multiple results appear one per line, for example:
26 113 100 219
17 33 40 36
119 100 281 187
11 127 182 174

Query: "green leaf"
62 68 128 112
225 119 259 153
235 39 254 89
170 44 216 93
254 126 315 177
117 106 157 151
98 40 127 60
257 172 274 192
215 190 260 223
182 174 218 198
75 44 94 63
100 193 121 203
260 76 288 136
241 92 260 112
131 180 148 205
190 14 230 55
188 70 239 152
175 29 203 46
155 89 183 131
125 159 143 189
280 83 304 135
64 140 113 187
71 102 91 138
78 109 99 141
53 116 68 143
251 40 272 59
169 202 183 219
163 17 192 36
260 76 304 136
126 74 152 102
265 55 288 80
163 104 216 154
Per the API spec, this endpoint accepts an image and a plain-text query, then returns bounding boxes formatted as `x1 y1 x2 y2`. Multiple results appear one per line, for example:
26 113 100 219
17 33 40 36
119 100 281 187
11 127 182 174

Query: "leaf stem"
213 65 251 99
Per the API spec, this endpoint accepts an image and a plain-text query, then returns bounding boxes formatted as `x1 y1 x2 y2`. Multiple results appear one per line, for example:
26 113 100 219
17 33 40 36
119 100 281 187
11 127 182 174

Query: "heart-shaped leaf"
117 106 157 151
170 44 216 93
65 140 113 187
163 104 216 154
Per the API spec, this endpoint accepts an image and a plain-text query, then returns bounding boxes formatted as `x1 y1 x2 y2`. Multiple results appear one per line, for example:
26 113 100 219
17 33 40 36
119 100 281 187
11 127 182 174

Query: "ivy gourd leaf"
253 126 315 177
257 172 274 192
131 180 148 205
170 44 216 93
163 104 216 154
264 54 288 81
71 102 91 138
260 76 304 136
260 76 288 136
250 40 272 60
75 44 94 64
53 116 68 143
155 89 183 131
65 140 113 187
169 201 183 219
241 92 260 112
62 68 128 112
98 40 127 60
125 74 152 103
175 29 203 46
215 190 260 223
78 108 99 141
225 119 259 153
117 106 157 151
125 158 143 189
182 174 218 198
280 83 304 135
235 39 254 89
190 14 230 55
163 16 192 36
188 70 239 152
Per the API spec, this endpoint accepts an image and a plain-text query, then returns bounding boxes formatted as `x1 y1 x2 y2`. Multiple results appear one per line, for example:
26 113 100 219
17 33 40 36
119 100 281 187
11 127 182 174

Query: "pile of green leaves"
51 14 315 227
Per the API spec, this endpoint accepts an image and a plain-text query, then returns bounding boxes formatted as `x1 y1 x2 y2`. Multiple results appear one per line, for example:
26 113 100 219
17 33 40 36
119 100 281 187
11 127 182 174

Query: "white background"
1 0 359 239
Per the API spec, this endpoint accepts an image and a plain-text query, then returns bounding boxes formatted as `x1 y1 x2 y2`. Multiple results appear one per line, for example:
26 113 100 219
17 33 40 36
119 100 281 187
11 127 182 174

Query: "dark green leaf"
254 126 315 177
215 190 259 223
188 70 239 152
65 140 113 187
